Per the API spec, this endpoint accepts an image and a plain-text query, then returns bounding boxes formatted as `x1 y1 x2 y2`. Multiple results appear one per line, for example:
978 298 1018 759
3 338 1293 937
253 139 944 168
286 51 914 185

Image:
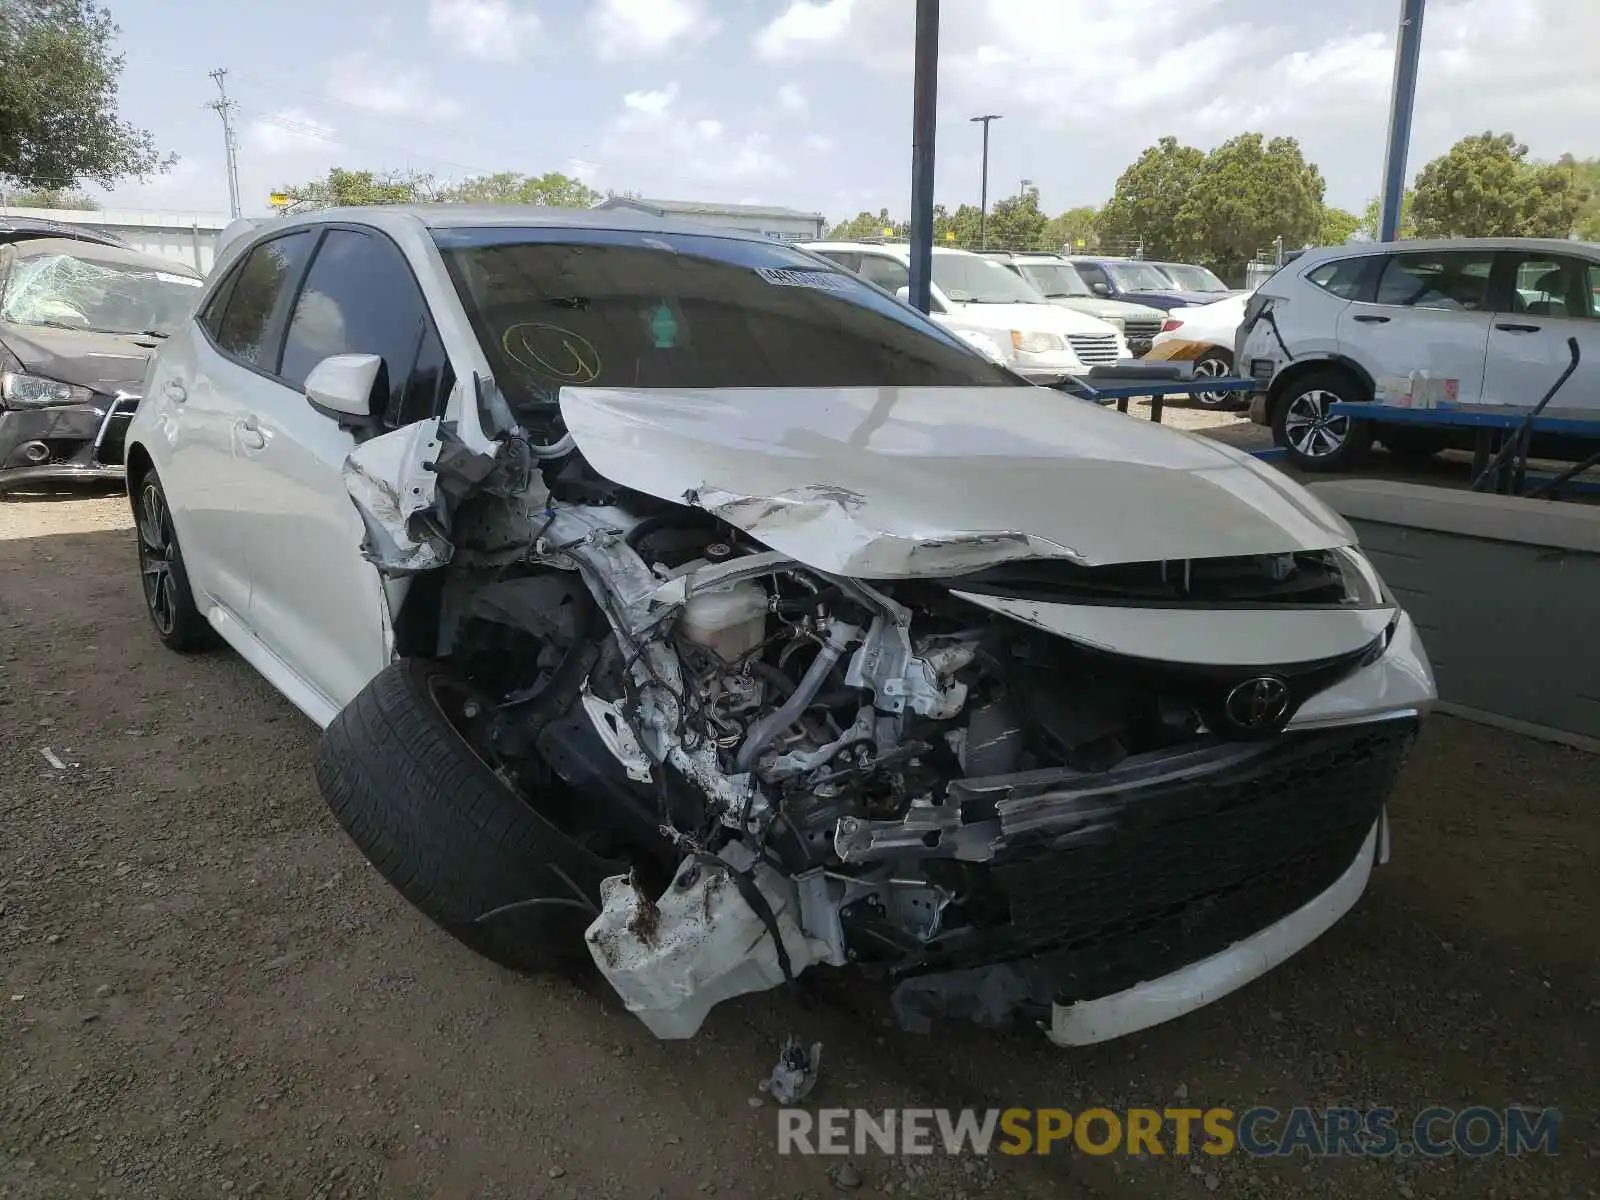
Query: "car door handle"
1495 322 1541 333
164 380 187 403
1351 314 1391 324
235 417 266 451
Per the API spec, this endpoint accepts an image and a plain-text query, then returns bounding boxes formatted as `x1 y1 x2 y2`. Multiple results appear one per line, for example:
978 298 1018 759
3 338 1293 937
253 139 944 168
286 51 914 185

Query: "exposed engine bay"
371 409 1425 1042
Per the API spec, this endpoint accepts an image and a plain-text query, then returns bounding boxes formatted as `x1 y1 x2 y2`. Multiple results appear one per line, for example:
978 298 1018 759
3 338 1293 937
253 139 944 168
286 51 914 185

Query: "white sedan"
123 206 1434 1046
1146 293 1250 408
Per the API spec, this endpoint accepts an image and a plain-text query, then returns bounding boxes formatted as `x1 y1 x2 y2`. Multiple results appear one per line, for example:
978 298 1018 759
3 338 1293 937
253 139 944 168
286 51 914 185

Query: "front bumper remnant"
0 393 139 490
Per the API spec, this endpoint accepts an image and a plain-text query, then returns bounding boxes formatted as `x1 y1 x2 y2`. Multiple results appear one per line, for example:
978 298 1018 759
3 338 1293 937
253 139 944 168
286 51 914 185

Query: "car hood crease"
558 385 1354 577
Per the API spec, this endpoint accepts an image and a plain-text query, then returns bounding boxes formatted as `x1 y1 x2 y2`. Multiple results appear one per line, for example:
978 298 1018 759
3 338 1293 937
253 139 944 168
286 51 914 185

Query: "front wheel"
1272 372 1374 472
1190 348 1237 409
315 659 625 974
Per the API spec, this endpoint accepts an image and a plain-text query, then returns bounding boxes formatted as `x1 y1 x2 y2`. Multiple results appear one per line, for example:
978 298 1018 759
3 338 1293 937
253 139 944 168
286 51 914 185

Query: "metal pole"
907 0 940 315
1377 0 1425 242
208 68 243 219
970 114 1000 249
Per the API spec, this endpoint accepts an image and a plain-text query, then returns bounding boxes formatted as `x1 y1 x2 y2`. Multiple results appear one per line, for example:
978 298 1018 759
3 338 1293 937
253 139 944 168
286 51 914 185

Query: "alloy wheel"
136 483 178 636
1193 355 1231 407
1282 389 1350 459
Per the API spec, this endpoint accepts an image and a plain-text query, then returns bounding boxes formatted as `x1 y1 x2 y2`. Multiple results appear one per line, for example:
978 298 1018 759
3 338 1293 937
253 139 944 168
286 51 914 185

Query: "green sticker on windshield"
650 301 679 349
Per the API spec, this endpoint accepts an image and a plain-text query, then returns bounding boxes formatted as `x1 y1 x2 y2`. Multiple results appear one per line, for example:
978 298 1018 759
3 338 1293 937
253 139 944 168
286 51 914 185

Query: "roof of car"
256 203 785 243
1291 237 1600 263
0 213 128 248
800 240 977 258
7 236 203 276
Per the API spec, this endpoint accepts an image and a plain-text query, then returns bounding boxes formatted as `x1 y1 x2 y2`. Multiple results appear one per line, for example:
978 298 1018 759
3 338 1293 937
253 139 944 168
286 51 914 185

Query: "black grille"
903 722 1414 999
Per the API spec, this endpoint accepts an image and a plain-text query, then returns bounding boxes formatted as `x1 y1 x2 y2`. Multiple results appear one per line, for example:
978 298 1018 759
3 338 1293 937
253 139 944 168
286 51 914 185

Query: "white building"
593 197 826 242
0 206 232 273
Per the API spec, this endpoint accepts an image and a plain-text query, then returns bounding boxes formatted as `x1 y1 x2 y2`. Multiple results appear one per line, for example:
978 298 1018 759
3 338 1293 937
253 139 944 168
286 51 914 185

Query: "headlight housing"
1010 330 1066 353
0 370 94 409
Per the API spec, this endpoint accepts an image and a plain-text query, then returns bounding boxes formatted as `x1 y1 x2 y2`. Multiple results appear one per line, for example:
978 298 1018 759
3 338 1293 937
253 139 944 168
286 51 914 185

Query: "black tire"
1380 427 1448 463
1271 370 1375 472
133 469 215 652
315 658 625 974
1190 348 1238 409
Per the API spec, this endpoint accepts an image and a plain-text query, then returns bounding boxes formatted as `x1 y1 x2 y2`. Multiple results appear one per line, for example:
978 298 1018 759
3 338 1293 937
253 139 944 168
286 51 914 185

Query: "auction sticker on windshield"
755 267 852 292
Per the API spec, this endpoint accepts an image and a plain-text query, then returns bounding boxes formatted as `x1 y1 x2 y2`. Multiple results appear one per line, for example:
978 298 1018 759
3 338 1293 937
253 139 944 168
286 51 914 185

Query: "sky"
91 0 1600 222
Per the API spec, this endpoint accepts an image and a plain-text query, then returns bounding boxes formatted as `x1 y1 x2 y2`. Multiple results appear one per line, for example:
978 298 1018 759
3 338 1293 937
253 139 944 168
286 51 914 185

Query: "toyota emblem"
1226 676 1291 730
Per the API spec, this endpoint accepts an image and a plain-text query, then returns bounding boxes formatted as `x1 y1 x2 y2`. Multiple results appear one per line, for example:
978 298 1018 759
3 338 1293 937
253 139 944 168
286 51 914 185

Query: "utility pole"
208 68 243 219
906 0 940 315
970 114 1001 249
1378 0 1426 242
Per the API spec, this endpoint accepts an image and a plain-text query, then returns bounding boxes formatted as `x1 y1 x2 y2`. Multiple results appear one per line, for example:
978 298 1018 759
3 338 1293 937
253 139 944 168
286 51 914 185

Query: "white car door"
232 225 450 715
1480 250 1600 415
1338 248 1496 405
151 229 319 623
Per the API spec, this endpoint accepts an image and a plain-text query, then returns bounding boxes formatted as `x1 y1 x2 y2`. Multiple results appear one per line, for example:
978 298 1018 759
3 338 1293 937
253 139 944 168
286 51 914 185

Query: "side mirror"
1090 281 1112 296
897 285 947 315
305 353 382 424
894 285 911 303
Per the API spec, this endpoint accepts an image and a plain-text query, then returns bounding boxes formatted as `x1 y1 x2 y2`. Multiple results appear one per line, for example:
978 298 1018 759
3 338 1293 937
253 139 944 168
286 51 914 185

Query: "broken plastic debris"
759 1035 822 1105
39 747 66 770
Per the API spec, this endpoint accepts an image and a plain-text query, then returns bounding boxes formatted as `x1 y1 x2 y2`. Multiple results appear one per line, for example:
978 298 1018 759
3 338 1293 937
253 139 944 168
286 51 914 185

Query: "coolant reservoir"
680 579 768 662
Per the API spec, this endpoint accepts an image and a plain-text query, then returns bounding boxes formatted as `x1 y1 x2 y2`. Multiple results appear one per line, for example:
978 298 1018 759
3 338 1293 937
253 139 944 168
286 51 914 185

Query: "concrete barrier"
1309 479 1600 752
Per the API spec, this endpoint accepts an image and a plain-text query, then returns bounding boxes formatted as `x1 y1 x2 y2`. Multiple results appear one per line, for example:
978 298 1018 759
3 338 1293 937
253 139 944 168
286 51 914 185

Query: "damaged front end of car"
340 382 1435 1045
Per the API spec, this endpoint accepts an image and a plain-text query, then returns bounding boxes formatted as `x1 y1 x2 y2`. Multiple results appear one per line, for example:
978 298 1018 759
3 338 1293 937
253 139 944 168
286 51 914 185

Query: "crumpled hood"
0 323 159 394
559 385 1355 577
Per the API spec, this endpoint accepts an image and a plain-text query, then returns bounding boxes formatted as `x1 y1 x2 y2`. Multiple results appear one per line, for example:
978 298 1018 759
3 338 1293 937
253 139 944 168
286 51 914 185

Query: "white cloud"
427 0 541 62
755 0 858 59
775 83 808 114
325 53 463 121
604 83 781 186
803 133 835 152
566 158 600 185
592 0 715 60
247 109 340 155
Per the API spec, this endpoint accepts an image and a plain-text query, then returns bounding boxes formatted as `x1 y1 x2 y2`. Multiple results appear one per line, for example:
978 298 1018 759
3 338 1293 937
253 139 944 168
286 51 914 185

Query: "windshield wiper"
136 329 170 339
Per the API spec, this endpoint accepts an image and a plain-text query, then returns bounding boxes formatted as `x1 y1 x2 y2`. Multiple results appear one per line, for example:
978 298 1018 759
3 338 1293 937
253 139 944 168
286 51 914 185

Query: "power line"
206 68 242 219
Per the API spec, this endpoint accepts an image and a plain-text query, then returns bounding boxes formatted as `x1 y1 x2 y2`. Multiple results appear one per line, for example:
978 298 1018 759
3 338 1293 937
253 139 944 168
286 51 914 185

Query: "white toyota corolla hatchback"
125 206 1435 1044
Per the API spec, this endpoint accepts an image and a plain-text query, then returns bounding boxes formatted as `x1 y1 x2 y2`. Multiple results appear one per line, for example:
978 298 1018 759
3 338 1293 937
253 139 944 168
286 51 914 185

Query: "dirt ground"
2 481 1596 1200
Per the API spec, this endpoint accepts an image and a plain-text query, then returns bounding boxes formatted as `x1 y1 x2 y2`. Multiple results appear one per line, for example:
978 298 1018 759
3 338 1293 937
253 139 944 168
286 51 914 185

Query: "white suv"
1240 238 1600 470
803 241 1130 383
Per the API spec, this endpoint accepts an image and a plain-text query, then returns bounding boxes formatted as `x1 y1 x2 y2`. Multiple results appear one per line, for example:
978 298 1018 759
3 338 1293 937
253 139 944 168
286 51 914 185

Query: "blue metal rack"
1059 375 1257 424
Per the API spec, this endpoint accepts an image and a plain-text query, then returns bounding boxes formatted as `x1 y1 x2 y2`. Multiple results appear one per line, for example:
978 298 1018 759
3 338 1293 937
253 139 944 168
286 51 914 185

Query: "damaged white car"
125 208 1436 1045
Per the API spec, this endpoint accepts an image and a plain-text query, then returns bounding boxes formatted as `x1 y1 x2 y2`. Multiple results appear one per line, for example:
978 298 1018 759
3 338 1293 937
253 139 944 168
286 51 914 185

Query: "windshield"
931 254 1048 304
433 228 1021 415
0 253 202 335
1158 263 1230 292
1106 262 1181 293
1016 263 1092 298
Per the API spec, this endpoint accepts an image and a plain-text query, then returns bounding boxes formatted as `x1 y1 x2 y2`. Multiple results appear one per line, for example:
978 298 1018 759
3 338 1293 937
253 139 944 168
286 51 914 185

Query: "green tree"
982 189 1049 250
1 0 169 189
825 207 907 240
1044 205 1098 253
275 167 440 211
1318 206 1360 246
438 170 601 208
1097 136 1206 260
1412 132 1586 238
1189 134 1324 280
940 203 984 248
1562 155 1600 242
1360 191 1417 239
2 185 100 208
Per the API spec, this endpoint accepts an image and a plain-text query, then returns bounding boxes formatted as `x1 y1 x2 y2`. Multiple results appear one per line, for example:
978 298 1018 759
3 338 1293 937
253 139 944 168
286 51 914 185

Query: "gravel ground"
2 483 1596 1200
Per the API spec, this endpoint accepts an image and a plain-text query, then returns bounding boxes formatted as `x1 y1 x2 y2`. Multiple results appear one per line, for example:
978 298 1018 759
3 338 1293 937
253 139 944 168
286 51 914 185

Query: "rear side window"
279 228 450 427
811 250 860 272
211 232 316 369
857 254 910 293
1375 251 1494 311
1305 258 1370 300
1509 255 1597 320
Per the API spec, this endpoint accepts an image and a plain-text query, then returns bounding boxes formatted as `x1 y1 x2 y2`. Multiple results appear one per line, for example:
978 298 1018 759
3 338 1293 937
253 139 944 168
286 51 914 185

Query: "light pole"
1378 0 1426 241
907 0 940 315
970 114 1001 249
